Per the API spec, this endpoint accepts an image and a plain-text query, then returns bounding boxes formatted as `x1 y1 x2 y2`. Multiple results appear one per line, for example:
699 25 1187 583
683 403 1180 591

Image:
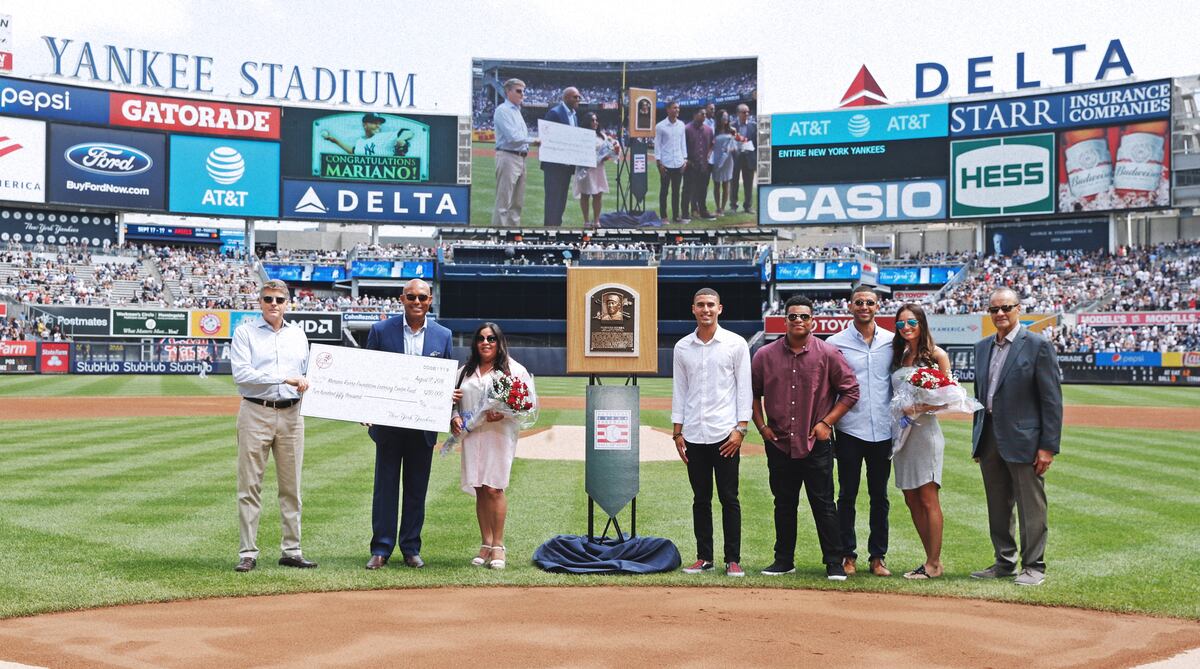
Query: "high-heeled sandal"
488 545 506 570
471 545 492 567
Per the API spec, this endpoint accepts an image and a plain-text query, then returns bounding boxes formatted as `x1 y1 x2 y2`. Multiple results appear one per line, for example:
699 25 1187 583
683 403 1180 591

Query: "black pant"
542 164 572 226
370 429 433 558
835 433 892 560
684 162 711 216
766 439 843 566
658 166 683 221
685 440 741 564
729 151 756 211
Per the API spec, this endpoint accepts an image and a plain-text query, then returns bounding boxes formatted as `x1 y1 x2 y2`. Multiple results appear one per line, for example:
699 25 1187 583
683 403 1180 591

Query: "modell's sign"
108 92 281 140
1077 311 1200 326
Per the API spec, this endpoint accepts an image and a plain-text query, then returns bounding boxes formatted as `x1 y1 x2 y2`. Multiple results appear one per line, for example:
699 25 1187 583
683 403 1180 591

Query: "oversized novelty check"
300 343 458 432
537 119 598 168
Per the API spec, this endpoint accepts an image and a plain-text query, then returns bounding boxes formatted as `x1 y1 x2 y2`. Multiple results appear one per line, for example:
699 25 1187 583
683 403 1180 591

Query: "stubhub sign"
760 180 946 225
282 179 468 224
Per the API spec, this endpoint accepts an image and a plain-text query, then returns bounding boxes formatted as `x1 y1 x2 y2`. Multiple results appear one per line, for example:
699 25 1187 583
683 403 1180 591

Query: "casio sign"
65 143 152 176
764 180 946 224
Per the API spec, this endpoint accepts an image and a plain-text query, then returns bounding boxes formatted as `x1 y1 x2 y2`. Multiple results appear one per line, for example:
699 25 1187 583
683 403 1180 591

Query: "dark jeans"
765 439 843 566
542 163 572 226
835 433 892 560
684 162 711 216
729 151 756 211
685 440 741 564
658 166 683 221
370 429 434 558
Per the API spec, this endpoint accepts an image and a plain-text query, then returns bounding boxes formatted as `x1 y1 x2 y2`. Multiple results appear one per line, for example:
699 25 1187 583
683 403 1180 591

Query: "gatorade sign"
950 133 1055 218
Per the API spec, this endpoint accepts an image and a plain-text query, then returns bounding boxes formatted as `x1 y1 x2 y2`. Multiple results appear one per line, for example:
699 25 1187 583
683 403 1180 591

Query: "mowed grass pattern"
1 400 1198 619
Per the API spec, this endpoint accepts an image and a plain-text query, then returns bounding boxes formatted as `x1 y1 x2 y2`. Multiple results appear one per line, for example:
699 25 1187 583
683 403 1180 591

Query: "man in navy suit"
364 278 455 570
541 86 581 227
970 288 1062 586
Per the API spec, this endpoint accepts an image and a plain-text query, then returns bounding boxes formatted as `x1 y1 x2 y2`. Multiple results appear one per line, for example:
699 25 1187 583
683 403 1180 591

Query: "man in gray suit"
970 288 1062 586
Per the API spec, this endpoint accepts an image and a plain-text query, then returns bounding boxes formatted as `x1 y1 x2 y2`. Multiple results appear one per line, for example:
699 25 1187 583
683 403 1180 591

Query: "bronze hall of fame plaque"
586 285 639 357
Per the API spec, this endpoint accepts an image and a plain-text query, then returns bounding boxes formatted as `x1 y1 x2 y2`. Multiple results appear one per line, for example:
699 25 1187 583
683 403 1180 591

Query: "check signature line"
364 395 418 404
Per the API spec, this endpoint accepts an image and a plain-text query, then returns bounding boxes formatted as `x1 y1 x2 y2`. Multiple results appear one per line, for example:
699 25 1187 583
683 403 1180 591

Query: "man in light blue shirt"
230 279 315 573
827 284 895 577
492 78 540 226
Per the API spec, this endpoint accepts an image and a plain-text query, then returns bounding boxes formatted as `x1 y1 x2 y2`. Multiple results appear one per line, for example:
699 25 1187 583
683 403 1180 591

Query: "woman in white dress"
574 112 620 226
449 321 536 570
890 303 952 579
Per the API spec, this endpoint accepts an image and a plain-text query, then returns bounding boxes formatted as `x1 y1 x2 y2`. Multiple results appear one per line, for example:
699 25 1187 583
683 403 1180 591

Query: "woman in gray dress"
890 303 952 579
711 111 737 215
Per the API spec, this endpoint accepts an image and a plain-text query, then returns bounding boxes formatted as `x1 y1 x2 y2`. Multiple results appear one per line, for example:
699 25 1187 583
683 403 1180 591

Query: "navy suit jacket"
365 316 454 447
540 101 575 170
971 327 1063 463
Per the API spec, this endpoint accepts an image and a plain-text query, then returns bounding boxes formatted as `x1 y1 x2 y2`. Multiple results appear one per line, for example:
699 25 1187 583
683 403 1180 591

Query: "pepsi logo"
65 143 152 176
205 146 245 185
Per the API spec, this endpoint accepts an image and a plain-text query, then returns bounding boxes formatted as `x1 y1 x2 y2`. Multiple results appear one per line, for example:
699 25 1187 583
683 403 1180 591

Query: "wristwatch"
735 426 748 436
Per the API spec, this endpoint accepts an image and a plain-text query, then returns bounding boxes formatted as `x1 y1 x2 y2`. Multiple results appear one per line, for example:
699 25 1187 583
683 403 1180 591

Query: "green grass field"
0 377 1197 620
469 142 759 228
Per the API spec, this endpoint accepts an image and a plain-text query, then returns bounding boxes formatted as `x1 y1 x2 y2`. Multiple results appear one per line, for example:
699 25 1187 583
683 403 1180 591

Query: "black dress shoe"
403 554 425 569
234 557 256 572
278 555 318 568
366 555 389 570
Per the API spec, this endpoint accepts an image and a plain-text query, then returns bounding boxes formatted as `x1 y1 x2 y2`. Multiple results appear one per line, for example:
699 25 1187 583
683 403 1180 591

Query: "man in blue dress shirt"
492 78 540 227
827 285 895 577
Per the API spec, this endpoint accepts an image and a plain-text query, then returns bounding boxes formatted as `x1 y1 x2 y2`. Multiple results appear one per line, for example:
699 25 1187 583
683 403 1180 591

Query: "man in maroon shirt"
752 295 860 580
683 108 716 221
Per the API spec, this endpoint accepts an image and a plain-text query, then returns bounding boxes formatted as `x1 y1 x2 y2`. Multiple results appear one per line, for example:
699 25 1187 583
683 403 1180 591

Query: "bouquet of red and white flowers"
440 370 538 455
890 366 983 453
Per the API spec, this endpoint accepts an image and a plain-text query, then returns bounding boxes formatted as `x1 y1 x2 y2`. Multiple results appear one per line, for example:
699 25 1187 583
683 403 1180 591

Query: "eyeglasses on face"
261 296 288 305
514 89 525 95
853 299 877 307
988 304 1019 314
786 313 814 322
475 334 498 343
405 293 430 302
899 318 920 328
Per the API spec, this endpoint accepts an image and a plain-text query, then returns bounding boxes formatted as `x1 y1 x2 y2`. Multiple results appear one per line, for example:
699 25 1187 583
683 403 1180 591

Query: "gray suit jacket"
972 327 1063 463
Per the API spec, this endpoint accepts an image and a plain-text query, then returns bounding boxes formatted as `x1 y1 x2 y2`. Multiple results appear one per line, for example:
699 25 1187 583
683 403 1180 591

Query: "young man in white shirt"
671 288 753 577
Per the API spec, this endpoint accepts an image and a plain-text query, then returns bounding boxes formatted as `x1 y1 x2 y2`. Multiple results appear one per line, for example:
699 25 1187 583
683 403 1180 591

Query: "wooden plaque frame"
567 267 658 375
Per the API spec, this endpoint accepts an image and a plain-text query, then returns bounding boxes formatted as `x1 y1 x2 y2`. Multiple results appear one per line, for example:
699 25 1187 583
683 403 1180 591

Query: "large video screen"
470 57 757 228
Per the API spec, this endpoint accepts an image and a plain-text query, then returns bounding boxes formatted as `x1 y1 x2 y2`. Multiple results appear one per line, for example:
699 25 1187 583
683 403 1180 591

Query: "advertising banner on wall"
764 315 897 337
48 123 167 210
38 341 69 373
281 178 468 224
1056 352 1199 386
0 76 109 123
124 223 221 244
283 312 342 341
1057 122 1170 213
0 115 45 203
27 305 110 335
772 103 948 146
0 339 36 373
0 206 118 247
949 79 1172 138
772 137 947 184
985 218 1109 255
950 133 1055 218
189 309 231 338
111 309 188 336
760 180 946 225
349 259 433 279
71 359 214 374
1076 311 1200 326
168 135 280 217
281 108 458 185
109 92 281 140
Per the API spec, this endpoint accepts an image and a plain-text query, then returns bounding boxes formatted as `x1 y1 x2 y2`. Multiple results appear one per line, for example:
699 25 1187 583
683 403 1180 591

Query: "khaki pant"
492 150 527 226
237 400 304 559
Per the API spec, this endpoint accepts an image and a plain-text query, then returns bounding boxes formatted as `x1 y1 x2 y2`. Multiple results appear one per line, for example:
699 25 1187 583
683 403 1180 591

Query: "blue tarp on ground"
532 534 681 574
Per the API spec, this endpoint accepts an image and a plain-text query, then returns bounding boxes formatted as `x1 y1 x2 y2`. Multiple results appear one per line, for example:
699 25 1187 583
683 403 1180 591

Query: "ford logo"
65 143 153 176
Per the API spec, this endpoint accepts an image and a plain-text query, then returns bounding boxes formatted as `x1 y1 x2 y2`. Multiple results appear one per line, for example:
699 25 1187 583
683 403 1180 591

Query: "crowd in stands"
290 292 406 313
1 246 162 306
153 247 259 310
1 314 63 341
1048 323 1200 353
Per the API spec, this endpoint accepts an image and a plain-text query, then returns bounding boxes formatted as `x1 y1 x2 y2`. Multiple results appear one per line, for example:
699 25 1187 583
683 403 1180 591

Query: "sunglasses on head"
786 313 814 322
405 293 430 302
475 334 498 343
853 299 877 307
988 304 1019 314
261 296 288 305
899 318 920 328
